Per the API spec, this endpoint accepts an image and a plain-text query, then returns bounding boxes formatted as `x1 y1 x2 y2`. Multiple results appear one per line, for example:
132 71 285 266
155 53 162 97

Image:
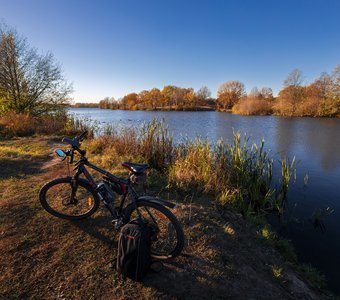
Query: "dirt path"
0 137 333 299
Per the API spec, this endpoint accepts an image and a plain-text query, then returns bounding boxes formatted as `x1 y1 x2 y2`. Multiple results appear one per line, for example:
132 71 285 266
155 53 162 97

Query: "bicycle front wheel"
124 200 185 259
39 177 100 220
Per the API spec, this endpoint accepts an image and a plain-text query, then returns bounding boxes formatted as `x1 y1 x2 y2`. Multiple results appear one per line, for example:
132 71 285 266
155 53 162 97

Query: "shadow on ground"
0 158 47 179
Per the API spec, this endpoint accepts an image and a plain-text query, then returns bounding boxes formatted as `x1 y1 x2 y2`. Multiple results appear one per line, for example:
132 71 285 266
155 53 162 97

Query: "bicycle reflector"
156 211 167 220
88 197 93 207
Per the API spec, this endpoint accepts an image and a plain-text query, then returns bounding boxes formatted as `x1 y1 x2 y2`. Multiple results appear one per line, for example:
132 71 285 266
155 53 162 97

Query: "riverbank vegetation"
95 66 339 117
87 120 296 217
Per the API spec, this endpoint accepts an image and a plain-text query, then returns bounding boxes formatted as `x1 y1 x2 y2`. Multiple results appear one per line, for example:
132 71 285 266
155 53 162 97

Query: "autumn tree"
146 88 163 109
0 24 72 116
195 86 211 105
217 80 245 110
312 66 340 116
161 85 177 108
121 93 138 110
275 69 305 116
138 90 149 109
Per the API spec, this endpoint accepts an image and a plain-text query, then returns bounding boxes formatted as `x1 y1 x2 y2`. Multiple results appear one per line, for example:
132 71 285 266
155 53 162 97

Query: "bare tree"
217 80 245 110
259 87 273 100
0 23 72 116
331 65 340 99
283 69 304 87
249 87 260 98
195 86 211 102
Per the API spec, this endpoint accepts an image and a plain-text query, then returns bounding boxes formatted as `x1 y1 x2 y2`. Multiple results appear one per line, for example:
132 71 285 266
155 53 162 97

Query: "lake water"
70 108 340 293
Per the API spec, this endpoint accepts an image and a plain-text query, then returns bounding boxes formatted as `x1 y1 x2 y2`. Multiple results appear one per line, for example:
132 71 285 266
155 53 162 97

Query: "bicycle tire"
124 200 185 259
39 177 100 220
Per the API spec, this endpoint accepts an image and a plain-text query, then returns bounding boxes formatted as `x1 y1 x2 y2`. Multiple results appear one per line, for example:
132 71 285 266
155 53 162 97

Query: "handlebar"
61 131 87 162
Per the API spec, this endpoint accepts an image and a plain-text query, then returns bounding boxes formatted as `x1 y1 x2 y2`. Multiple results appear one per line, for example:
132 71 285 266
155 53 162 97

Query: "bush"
232 97 273 115
0 112 37 136
0 112 94 137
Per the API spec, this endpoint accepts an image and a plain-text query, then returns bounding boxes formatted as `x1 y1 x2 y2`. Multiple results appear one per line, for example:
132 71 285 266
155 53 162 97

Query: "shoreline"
70 106 340 118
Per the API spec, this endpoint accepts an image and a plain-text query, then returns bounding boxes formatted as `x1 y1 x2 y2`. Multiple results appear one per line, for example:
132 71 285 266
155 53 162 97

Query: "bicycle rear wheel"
39 177 100 220
124 200 184 259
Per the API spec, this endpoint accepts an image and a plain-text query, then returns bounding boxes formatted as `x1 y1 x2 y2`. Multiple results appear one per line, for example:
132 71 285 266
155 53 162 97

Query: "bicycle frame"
71 156 176 214
71 157 140 218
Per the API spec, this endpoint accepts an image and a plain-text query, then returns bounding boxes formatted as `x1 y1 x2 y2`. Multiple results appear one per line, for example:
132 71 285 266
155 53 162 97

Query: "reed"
139 119 174 171
86 119 295 215
168 128 288 214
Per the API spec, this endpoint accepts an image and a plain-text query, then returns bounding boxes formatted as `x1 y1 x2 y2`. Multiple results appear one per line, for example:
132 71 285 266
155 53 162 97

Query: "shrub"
232 97 273 115
0 112 95 137
0 112 37 136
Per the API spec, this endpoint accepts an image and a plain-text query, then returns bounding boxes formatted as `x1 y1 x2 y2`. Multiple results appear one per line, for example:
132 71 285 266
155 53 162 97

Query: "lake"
70 108 340 293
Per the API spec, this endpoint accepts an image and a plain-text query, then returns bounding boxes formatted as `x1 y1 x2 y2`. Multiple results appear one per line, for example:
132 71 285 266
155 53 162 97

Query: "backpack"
116 218 152 281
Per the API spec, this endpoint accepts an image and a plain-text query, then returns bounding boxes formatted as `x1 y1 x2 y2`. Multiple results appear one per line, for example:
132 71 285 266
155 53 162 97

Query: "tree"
283 69 304 88
195 86 211 104
313 66 340 116
161 85 177 107
121 93 138 110
259 87 274 100
217 80 245 110
0 24 72 116
276 69 305 115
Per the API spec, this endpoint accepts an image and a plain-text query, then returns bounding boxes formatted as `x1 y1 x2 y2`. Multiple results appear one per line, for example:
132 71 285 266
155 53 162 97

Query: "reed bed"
86 119 295 215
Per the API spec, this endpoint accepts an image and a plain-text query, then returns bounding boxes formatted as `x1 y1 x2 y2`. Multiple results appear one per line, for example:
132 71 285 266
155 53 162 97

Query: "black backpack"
116 218 152 281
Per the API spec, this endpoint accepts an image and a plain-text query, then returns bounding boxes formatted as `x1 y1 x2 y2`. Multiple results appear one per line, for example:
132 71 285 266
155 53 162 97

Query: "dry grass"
0 112 95 138
0 136 331 299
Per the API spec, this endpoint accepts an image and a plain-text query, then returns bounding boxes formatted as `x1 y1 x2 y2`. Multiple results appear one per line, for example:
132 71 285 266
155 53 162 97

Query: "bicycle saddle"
122 162 149 173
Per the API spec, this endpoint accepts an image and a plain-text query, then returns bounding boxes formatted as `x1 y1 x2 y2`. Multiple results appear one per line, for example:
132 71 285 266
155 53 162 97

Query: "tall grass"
139 119 174 171
87 119 295 215
170 132 276 214
86 119 173 172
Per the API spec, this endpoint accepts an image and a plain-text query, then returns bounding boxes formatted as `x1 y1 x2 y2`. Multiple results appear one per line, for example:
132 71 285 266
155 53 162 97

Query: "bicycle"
39 131 184 259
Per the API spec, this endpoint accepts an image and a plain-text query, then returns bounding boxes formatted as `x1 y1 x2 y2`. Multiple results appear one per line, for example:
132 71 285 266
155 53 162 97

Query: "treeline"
98 86 215 111
233 66 340 117
96 65 339 117
72 103 99 108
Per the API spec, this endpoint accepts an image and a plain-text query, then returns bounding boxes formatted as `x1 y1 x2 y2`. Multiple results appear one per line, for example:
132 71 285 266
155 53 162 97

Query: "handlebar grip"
62 137 74 145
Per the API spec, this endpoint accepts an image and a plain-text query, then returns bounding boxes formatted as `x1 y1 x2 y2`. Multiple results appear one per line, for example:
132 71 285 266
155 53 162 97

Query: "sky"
1 0 339 102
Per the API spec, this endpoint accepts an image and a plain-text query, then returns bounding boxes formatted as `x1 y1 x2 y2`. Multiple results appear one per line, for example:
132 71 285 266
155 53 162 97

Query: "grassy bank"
0 122 336 299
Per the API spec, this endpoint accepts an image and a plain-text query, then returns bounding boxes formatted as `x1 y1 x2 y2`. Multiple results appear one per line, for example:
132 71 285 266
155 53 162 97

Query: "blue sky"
1 0 339 102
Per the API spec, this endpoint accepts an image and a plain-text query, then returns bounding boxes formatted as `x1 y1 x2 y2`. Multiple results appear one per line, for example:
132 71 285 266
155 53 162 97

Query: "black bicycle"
39 131 184 259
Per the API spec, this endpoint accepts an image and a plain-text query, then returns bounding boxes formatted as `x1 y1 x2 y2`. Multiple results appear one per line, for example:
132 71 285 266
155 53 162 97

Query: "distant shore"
71 104 339 118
